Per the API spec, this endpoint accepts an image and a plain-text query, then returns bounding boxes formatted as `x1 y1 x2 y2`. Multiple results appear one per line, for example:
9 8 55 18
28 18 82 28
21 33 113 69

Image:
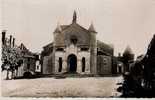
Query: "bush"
23 72 33 78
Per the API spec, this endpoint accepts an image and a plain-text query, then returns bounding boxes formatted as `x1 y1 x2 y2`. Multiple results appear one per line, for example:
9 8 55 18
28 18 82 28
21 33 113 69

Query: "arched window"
82 57 85 72
58 57 62 72
70 35 77 45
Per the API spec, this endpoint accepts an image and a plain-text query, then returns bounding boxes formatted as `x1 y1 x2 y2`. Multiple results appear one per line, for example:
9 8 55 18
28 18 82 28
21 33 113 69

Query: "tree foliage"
1 45 23 79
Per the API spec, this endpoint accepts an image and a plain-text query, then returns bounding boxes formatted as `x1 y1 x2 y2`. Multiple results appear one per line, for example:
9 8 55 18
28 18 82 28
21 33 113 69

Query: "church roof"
60 25 69 30
54 22 90 34
53 11 92 34
68 22 90 33
43 42 53 49
18 43 35 57
97 40 114 55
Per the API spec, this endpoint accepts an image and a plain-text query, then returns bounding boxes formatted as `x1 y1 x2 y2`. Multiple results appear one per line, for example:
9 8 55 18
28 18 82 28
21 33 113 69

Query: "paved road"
2 76 123 97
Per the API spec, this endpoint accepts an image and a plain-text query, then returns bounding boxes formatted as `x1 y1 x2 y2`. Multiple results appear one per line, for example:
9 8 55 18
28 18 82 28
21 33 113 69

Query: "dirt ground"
1 76 123 97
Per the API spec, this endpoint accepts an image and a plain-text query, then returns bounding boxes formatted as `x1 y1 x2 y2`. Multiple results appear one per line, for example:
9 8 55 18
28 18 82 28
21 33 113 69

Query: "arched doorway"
67 54 77 73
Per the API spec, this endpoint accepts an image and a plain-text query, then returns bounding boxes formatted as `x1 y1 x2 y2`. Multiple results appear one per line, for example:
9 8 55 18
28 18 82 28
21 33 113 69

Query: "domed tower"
123 45 134 72
88 22 97 74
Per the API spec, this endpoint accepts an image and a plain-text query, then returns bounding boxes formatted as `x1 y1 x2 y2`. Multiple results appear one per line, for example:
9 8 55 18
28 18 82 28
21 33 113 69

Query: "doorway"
67 54 77 73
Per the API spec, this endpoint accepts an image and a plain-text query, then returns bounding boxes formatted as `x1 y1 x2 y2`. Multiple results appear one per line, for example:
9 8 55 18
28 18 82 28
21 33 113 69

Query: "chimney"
9 35 12 47
12 38 15 47
2 30 6 45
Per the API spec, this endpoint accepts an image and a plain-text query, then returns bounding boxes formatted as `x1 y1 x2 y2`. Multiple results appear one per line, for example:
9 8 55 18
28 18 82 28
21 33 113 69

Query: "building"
17 43 37 77
41 11 114 75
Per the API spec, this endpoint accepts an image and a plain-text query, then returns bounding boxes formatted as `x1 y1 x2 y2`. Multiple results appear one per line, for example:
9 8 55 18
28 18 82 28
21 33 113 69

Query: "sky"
1 0 155 57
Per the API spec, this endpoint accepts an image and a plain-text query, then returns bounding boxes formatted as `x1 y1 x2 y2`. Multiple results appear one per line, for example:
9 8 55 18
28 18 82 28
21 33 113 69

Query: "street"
1 76 123 97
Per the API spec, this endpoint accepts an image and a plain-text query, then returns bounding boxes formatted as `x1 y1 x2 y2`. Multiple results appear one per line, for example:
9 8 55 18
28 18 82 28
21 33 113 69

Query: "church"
41 11 114 75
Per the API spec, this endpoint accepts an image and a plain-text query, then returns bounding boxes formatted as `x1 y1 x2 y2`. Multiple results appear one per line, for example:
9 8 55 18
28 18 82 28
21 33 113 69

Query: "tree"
1 45 22 79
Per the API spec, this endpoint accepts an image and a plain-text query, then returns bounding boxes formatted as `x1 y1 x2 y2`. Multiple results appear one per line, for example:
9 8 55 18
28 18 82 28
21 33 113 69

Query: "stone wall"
42 52 54 74
97 55 112 75
42 56 49 74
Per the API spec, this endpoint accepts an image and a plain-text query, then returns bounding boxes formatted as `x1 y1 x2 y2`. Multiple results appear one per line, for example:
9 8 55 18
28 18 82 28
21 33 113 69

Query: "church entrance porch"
67 54 77 73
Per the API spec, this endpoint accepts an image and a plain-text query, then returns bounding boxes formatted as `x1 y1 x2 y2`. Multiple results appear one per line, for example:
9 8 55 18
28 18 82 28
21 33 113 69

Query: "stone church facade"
41 11 114 75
